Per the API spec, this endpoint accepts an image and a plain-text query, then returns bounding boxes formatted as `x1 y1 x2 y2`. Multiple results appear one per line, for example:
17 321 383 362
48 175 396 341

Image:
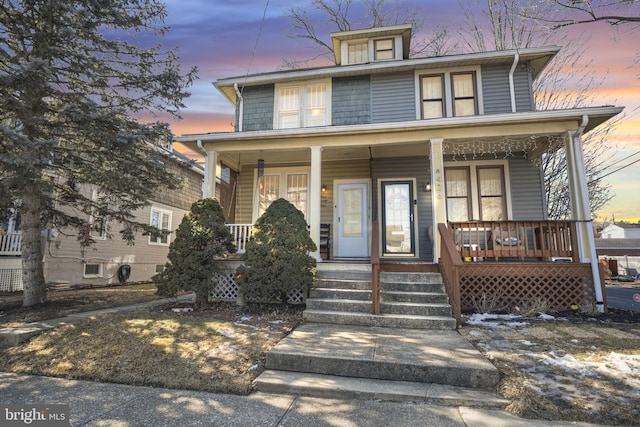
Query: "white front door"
335 181 369 257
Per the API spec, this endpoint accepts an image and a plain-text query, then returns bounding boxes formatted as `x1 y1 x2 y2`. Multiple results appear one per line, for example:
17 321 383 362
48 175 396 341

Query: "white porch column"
565 124 605 311
309 146 323 261
430 138 447 262
202 147 218 199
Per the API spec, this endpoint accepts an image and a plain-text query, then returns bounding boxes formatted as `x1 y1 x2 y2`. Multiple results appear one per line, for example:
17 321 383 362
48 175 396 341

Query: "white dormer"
331 24 412 66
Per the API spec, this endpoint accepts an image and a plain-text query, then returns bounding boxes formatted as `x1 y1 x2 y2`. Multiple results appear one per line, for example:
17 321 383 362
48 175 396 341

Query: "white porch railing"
0 232 22 256
227 224 252 254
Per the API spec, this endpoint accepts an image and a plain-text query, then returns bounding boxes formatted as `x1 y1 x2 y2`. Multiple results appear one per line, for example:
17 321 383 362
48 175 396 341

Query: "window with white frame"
348 41 368 64
417 68 481 120
275 81 330 129
374 38 394 60
444 162 509 222
83 263 102 278
149 208 172 245
89 190 107 240
255 168 309 220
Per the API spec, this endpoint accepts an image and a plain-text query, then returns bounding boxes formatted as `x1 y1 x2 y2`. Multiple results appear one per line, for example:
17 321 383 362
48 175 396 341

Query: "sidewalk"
0 372 615 427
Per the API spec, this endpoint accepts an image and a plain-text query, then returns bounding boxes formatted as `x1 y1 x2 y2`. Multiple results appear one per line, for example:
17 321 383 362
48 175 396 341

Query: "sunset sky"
158 0 640 222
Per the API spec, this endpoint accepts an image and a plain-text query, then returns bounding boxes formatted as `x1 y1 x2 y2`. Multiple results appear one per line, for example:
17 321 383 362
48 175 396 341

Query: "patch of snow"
538 313 556 320
219 329 236 338
171 307 193 313
465 313 529 328
518 340 534 346
269 320 285 324
239 316 252 321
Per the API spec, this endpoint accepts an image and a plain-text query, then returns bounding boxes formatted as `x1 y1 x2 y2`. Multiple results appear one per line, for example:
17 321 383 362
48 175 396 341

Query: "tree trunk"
21 191 47 307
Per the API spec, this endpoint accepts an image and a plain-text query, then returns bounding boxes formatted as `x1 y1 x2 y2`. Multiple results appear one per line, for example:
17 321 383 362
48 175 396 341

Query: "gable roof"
214 46 560 105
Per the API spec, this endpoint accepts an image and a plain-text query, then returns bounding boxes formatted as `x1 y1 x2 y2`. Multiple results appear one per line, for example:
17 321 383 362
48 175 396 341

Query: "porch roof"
176 106 622 167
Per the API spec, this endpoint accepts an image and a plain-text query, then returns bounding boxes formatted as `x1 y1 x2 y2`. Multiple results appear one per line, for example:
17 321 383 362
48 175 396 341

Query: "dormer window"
348 42 368 64
374 39 395 61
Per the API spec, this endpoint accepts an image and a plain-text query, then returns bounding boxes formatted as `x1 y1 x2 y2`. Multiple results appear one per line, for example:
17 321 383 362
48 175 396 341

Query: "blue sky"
158 0 640 221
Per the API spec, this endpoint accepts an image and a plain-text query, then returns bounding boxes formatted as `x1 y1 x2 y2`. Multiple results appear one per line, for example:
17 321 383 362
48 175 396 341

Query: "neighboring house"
600 222 640 239
175 25 622 320
0 145 205 290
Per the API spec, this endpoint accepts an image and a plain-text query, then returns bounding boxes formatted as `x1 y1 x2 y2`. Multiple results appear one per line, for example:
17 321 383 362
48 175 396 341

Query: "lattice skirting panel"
0 268 23 292
210 271 306 304
458 262 596 311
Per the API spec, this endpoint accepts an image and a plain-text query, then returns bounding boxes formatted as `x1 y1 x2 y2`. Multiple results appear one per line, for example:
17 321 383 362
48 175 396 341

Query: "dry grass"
0 283 165 327
460 320 640 426
0 308 289 395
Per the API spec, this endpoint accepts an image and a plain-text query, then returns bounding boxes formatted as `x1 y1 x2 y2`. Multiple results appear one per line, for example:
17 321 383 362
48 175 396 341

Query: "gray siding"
371 72 416 123
240 84 274 132
371 156 433 261
332 76 371 126
481 64 534 114
509 157 545 220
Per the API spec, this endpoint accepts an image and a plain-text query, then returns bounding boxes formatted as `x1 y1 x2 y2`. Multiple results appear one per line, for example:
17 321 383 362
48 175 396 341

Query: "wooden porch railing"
438 221 600 328
227 224 252 254
371 221 380 314
0 232 22 256
449 220 579 261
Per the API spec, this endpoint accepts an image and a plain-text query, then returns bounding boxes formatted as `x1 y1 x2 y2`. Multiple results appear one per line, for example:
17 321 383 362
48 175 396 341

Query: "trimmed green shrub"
236 198 316 303
155 198 236 304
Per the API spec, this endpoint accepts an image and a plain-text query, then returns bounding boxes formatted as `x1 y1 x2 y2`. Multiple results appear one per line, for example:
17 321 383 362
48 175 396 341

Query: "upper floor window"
374 38 394 60
149 207 172 245
275 81 330 129
416 67 482 120
420 74 445 119
348 42 368 64
451 72 477 117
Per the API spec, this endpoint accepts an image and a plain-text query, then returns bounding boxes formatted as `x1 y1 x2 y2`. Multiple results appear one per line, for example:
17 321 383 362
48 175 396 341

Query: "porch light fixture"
321 184 327 193
425 182 431 192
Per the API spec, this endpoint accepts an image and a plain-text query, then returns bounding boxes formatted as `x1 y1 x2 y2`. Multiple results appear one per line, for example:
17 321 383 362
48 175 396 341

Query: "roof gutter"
234 83 244 132
509 52 520 113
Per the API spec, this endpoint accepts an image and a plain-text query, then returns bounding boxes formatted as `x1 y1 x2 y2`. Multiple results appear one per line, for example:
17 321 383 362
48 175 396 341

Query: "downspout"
234 83 243 132
508 52 520 113
574 115 605 311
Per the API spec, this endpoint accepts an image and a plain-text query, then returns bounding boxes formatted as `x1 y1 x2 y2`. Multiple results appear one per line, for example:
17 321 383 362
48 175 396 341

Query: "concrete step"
306 299 371 313
381 302 452 317
256 370 509 409
381 281 445 293
303 310 457 330
314 278 371 290
316 270 371 281
264 323 499 388
380 271 443 283
309 288 371 301
381 290 449 304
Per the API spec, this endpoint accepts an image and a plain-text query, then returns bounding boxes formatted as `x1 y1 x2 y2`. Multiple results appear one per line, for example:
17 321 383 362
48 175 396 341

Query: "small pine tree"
155 198 236 304
236 198 316 303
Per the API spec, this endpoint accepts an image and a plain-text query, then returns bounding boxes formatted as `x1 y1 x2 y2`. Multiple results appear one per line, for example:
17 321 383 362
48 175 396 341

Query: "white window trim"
339 35 403 65
252 166 310 223
444 160 512 220
83 263 103 279
273 79 332 129
415 66 484 119
342 37 369 64
149 207 172 246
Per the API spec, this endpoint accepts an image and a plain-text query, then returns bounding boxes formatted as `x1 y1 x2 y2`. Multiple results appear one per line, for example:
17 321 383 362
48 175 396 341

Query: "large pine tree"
0 1 197 306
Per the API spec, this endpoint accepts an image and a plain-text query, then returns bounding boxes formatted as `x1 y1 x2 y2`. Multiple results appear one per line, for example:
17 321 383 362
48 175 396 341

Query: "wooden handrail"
371 221 380 314
438 223 463 326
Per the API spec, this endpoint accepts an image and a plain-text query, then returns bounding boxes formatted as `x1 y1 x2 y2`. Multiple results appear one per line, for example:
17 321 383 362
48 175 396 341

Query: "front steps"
255 265 505 407
303 268 457 330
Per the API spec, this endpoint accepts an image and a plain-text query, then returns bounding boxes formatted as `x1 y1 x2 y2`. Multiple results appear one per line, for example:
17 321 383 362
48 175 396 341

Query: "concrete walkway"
0 373 615 426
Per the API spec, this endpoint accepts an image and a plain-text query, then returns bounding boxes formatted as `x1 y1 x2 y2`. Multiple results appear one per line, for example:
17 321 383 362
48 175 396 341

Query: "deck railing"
439 221 600 327
448 220 579 261
0 232 22 256
371 221 380 314
227 224 252 254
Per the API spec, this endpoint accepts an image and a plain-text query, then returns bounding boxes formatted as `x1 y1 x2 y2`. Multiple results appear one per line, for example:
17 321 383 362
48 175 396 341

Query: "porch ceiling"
178 106 623 169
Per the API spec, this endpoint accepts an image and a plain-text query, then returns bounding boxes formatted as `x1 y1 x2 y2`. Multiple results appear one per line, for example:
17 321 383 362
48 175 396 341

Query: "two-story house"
176 25 622 322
